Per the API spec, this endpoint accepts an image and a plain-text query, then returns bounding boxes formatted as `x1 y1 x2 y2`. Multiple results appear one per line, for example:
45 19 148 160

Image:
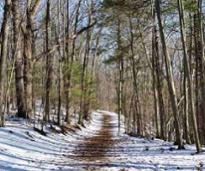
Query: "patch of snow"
0 111 204 171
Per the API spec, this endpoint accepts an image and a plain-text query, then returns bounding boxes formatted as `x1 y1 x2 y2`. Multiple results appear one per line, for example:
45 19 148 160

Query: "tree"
0 0 11 126
12 0 27 118
65 0 82 124
23 0 41 119
79 0 94 124
155 0 184 149
194 0 205 145
44 0 53 122
177 0 201 153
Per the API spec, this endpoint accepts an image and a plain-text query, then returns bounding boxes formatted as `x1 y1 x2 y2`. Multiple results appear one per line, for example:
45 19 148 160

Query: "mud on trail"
62 111 134 171
73 113 117 162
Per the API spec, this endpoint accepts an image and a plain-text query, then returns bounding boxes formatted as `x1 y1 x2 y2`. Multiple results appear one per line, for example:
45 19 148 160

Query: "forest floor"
0 111 205 171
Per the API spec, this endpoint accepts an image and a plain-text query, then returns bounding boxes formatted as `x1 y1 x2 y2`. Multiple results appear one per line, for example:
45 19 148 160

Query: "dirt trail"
74 113 116 160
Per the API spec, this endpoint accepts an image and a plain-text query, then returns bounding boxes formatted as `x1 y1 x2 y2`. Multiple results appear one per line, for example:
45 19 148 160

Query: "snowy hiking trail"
73 113 115 160
0 111 205 170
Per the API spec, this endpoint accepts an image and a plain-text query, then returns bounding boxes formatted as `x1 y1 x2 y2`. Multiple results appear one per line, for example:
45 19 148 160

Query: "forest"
0 0 205 170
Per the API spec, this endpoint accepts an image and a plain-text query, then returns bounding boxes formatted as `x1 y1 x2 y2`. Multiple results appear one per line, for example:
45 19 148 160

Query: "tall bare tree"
0 0 11 126
155 0 184 149
44 0 53 122
23 0 41 119
12 0 27 118
177 0 201 153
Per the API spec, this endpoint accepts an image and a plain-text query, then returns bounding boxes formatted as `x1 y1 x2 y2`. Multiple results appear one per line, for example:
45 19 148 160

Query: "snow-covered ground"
0 111 204 171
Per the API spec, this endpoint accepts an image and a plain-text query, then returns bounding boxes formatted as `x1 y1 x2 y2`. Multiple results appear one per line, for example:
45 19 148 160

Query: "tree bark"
177 0 201 152
57 0 62 125
116 17 124 134
12 0 27 118
79 3 93 123
44 0 53 122
151 2 160 138
65 0 82 124
155 0 184 149
64 0 71 124
23 0 41 119
194 0 205 145
0 0 11 126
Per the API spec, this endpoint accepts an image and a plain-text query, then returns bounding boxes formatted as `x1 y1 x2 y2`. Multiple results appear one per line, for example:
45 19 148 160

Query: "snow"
0 111 205 171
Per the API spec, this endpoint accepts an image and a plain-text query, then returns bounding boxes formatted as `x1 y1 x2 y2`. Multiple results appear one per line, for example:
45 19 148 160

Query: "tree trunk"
116 17 124 134
57 0 62 125
0 0 11 126
65 0 82 124
86 30 101 121
44 0 53 122
151 2 160 138
12 0 27 118
155 0 184 149
155 27 166 140
194 0 205 145
177 0 201 152
23 0 40 119
79 4 93 123
64 0 71 124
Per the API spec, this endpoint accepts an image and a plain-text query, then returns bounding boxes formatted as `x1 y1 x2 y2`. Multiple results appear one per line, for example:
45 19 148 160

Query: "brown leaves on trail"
74 114 116 161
